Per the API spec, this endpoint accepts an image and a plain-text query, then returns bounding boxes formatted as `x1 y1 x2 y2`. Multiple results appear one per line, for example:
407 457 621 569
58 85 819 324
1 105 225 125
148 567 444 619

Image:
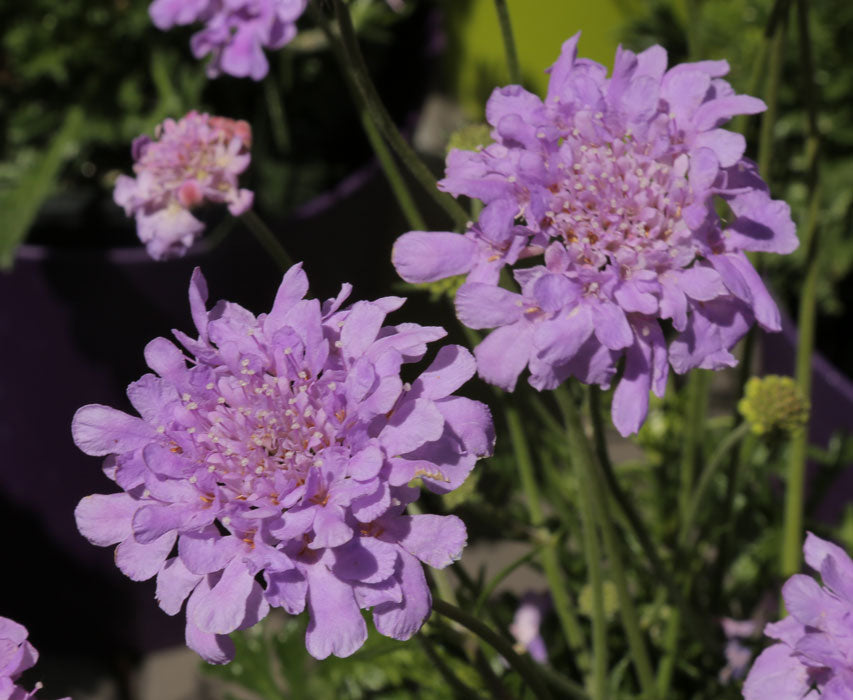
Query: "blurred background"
1 0 851 697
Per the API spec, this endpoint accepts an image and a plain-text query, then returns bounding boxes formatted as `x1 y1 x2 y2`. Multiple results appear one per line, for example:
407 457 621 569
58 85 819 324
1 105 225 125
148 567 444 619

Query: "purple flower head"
0 616 70 700
743 533 853 699
392 34 797 436
148 0 308 80
509 592 550 664
719 617 758 684
72 264 494 663
114 111 254 260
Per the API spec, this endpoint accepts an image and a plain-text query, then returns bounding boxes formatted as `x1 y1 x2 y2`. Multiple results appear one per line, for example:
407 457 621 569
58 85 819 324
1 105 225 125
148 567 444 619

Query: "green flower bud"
738 375 810 437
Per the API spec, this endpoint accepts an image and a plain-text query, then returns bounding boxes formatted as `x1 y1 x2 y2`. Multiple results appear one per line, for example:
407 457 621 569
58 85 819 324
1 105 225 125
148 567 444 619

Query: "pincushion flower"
743 533 853 699
0 617 70 700
148 0 308 80
393 34 797 436
72 264 494 663
114 111 253 260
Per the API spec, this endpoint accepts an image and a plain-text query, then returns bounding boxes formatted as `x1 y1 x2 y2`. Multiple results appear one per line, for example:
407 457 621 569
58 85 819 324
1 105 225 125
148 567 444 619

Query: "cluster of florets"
738 375 810 437
114 111 253 260
393 33 798 436
0 617 70 700
743 533 853 698
149 0 308 80
73 264 494 662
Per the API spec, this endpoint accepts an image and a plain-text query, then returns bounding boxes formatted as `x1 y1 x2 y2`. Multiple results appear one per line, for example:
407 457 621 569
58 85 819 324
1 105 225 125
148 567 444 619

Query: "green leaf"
0 106 83 268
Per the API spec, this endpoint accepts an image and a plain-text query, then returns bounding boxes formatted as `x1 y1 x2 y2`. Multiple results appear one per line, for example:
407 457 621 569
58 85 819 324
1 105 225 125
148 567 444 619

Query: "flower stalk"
327 0 469 229
555 388 657 699
240 209 295 271
493 0 521 84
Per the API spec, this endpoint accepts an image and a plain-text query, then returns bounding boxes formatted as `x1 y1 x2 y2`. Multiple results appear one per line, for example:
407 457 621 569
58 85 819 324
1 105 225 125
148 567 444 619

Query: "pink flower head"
743 533 853 700
72 264 494 663
148 0 308 80
393 34 798 436
114 111 254 260
0 616 70 700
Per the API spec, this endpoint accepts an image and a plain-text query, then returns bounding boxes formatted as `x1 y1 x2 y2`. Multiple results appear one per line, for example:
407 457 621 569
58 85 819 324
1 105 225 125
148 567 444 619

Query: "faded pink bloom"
114 111 254 260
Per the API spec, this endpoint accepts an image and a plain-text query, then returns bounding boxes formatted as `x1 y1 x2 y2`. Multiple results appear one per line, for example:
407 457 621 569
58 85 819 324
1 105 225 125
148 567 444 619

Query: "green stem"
417 635 483 699
309 3 426 230
576 450 608 700
263 76 290 154
678 422 752 547
327 0 469 229
239 210 295 272
781 0 822 580
757 6 788 183
493 0 521 84
473 543 543 616
432 599 556 700
504 406 589 667
589 389 666 585
555 388 657 699
678 371 709 521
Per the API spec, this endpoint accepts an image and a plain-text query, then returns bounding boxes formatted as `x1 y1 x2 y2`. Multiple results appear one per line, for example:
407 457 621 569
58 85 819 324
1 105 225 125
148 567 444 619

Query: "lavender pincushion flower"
743 533 853 699
0 617 70 700
114 111 254 260
393 34 797 436
72 264 494 663
148 0 308 80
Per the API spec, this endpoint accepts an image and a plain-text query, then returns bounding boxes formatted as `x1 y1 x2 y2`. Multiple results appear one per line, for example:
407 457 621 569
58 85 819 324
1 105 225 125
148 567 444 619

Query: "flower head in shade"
393 34 797 436
72 264 494 663
148 0 308 80
114 111 254 260
0 616 70 700
509 592 550 664
743 533 853 699
719 617 758 684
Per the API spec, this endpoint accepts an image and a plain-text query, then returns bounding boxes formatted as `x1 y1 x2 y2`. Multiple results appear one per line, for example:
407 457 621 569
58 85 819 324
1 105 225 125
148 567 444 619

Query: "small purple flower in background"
743 533 853 699
148 0 308 81
0 616 70 700
72 264 494 663
393 33 797 436
114 111 254 260
719 617 757 684
509 592 550 664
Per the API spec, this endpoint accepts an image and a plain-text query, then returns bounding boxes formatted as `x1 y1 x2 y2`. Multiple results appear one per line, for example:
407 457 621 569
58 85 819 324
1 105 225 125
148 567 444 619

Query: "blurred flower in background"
114 111 254 259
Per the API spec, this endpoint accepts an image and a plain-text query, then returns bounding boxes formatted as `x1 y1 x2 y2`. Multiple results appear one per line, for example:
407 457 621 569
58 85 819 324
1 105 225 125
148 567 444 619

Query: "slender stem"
589 389 666 584
781 0 822 580
263 76 290 154
757 7 788 183
678 371 709 521
473 543 543 616
327 0 469 229
432 599 556 700
239 210 295 272
678 422 752 547
309 3 426 230
555 388 657 699
417 634 482 700
493 0 521 84
576 450 608 700
504 406 589 666
684 0 702 58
